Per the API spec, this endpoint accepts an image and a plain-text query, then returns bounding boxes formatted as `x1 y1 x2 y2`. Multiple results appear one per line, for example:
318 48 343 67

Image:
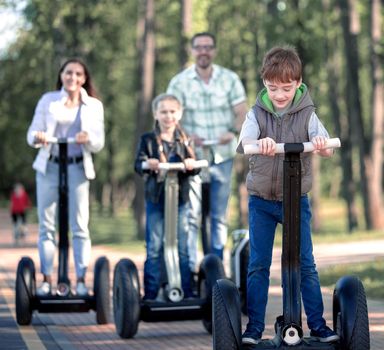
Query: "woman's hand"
75 131 89 144
34 131 48 146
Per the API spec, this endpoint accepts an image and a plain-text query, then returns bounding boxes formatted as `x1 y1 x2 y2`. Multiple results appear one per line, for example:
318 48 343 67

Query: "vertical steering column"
164 171 183 302
57 140 70 294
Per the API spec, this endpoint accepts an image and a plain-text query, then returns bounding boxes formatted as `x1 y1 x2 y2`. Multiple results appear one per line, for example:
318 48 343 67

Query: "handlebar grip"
244 137 341 155
141 159 209 171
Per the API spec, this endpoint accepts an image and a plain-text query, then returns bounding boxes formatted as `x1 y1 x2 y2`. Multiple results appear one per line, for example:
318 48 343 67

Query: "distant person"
167 32 248 272
27 58 105 297
10 183 32 240
237 46 339 345
134 93 199 300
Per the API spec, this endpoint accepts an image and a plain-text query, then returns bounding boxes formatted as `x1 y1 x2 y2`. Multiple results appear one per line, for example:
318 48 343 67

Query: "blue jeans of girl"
246 195 327 336
144 193 191 299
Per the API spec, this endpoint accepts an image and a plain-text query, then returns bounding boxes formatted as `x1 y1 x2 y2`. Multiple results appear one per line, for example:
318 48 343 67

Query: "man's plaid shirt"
167 64 246 163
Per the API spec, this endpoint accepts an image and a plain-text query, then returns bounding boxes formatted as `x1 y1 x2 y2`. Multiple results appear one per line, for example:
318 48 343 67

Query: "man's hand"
219 132 235 145
146 158 160 171
34 131 48 145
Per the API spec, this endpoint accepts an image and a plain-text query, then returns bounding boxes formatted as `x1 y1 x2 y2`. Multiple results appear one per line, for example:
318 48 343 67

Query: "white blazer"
27 88 104 180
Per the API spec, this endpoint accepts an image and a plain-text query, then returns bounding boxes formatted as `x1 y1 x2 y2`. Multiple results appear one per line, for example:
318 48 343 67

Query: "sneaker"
310 326 340 343
36 282 51 296
76 282 88 296
242 330 262 345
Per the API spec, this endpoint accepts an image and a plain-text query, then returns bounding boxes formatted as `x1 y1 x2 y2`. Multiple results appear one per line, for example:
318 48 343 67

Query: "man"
167 32 247 272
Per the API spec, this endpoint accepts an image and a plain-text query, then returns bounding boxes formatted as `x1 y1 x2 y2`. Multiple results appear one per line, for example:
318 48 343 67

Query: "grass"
88 198 383 300
318 258 384 300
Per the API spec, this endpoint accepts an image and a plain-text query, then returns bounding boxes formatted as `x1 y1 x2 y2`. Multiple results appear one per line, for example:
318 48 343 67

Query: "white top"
27 87 104 179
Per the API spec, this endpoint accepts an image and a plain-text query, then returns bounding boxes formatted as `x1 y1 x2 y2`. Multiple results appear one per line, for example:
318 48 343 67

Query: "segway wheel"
213 279 241 350
198 254 226 333
113 258 140 338
94 256 111 324
333 275 370 350
15 257 36 325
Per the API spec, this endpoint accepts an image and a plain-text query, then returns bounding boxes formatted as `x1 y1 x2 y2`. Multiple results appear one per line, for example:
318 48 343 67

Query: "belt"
49 155 83 164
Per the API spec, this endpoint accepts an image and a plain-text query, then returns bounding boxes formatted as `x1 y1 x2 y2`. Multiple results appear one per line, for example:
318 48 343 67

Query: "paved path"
0 209 383 349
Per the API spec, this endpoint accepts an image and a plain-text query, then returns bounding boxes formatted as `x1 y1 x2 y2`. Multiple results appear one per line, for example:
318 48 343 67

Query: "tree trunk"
179 0 192 70
339 0 372 229
322 0 358 231
133 0 156 239
367 0 384 229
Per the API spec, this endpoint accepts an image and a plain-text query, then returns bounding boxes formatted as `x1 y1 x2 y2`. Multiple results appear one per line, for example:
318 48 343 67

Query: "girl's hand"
147 158 160 171
258 137 276 156
184 158 195 171
34 131 48 145
76 131 89 144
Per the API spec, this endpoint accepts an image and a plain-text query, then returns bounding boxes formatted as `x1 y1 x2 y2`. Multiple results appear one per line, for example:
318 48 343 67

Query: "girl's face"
60 62 86 94
154 99 182 131
264 79 301 112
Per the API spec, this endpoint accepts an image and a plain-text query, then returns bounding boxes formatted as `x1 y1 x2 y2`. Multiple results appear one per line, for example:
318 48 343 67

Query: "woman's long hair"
56 58 98 98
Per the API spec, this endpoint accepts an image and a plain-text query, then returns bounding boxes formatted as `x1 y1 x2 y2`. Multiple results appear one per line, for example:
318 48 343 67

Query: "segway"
15 137 110 325
212 138 370 350
201 139 250 313
113 159 226 338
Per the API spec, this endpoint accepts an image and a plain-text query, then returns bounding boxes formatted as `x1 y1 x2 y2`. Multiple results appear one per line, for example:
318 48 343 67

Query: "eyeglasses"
192 45 215 52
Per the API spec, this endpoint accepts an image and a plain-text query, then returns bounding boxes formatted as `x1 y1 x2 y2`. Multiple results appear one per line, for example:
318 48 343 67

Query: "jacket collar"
59 87 90 105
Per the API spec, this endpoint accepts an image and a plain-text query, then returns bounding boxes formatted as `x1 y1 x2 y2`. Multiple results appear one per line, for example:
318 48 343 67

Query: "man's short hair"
261 46 302 83
191 32 216 47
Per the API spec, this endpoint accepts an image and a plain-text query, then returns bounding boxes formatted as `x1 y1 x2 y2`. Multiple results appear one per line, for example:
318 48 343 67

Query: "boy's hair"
260 46 302 83
152 93 182 114
191 32 216 47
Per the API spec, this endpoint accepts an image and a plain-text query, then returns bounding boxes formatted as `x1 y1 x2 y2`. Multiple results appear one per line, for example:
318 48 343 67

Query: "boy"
237 46 339 345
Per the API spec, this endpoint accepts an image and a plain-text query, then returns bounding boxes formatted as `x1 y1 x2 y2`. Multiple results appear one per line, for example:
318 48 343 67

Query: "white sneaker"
76 282 88 296
36 282 51 296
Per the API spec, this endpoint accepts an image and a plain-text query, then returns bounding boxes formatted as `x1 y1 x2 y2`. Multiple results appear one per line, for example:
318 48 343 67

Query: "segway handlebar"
201 139 220 147
45 136 77 144
141 159 209 171
243 137 341 155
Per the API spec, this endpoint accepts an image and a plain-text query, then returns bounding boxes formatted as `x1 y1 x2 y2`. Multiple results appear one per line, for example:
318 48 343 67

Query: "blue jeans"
144 194 191 299
187 159 233 271
246 195 326 335
36 161 90 279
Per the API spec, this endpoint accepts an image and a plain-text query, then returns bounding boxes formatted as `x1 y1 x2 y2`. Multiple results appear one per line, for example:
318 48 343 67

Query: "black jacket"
134 130 199 204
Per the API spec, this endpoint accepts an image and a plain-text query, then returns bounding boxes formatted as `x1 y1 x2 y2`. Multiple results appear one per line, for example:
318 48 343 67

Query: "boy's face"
263 79 302 112
154 99 182 131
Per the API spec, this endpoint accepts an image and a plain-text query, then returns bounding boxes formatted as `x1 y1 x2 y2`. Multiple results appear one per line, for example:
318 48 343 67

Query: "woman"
27 58 104 296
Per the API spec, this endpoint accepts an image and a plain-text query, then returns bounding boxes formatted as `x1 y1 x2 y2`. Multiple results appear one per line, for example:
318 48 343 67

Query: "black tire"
213 280 241 350
198 254 226 333
113 258 141 338
333 275 370 350
15 257 35 325
94 256 111 324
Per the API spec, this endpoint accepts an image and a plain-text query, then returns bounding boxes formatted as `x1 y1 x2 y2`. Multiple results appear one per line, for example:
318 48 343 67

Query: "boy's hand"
311 136 334 157
184 158 195 171
147 158 159 171
258 137 276 156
